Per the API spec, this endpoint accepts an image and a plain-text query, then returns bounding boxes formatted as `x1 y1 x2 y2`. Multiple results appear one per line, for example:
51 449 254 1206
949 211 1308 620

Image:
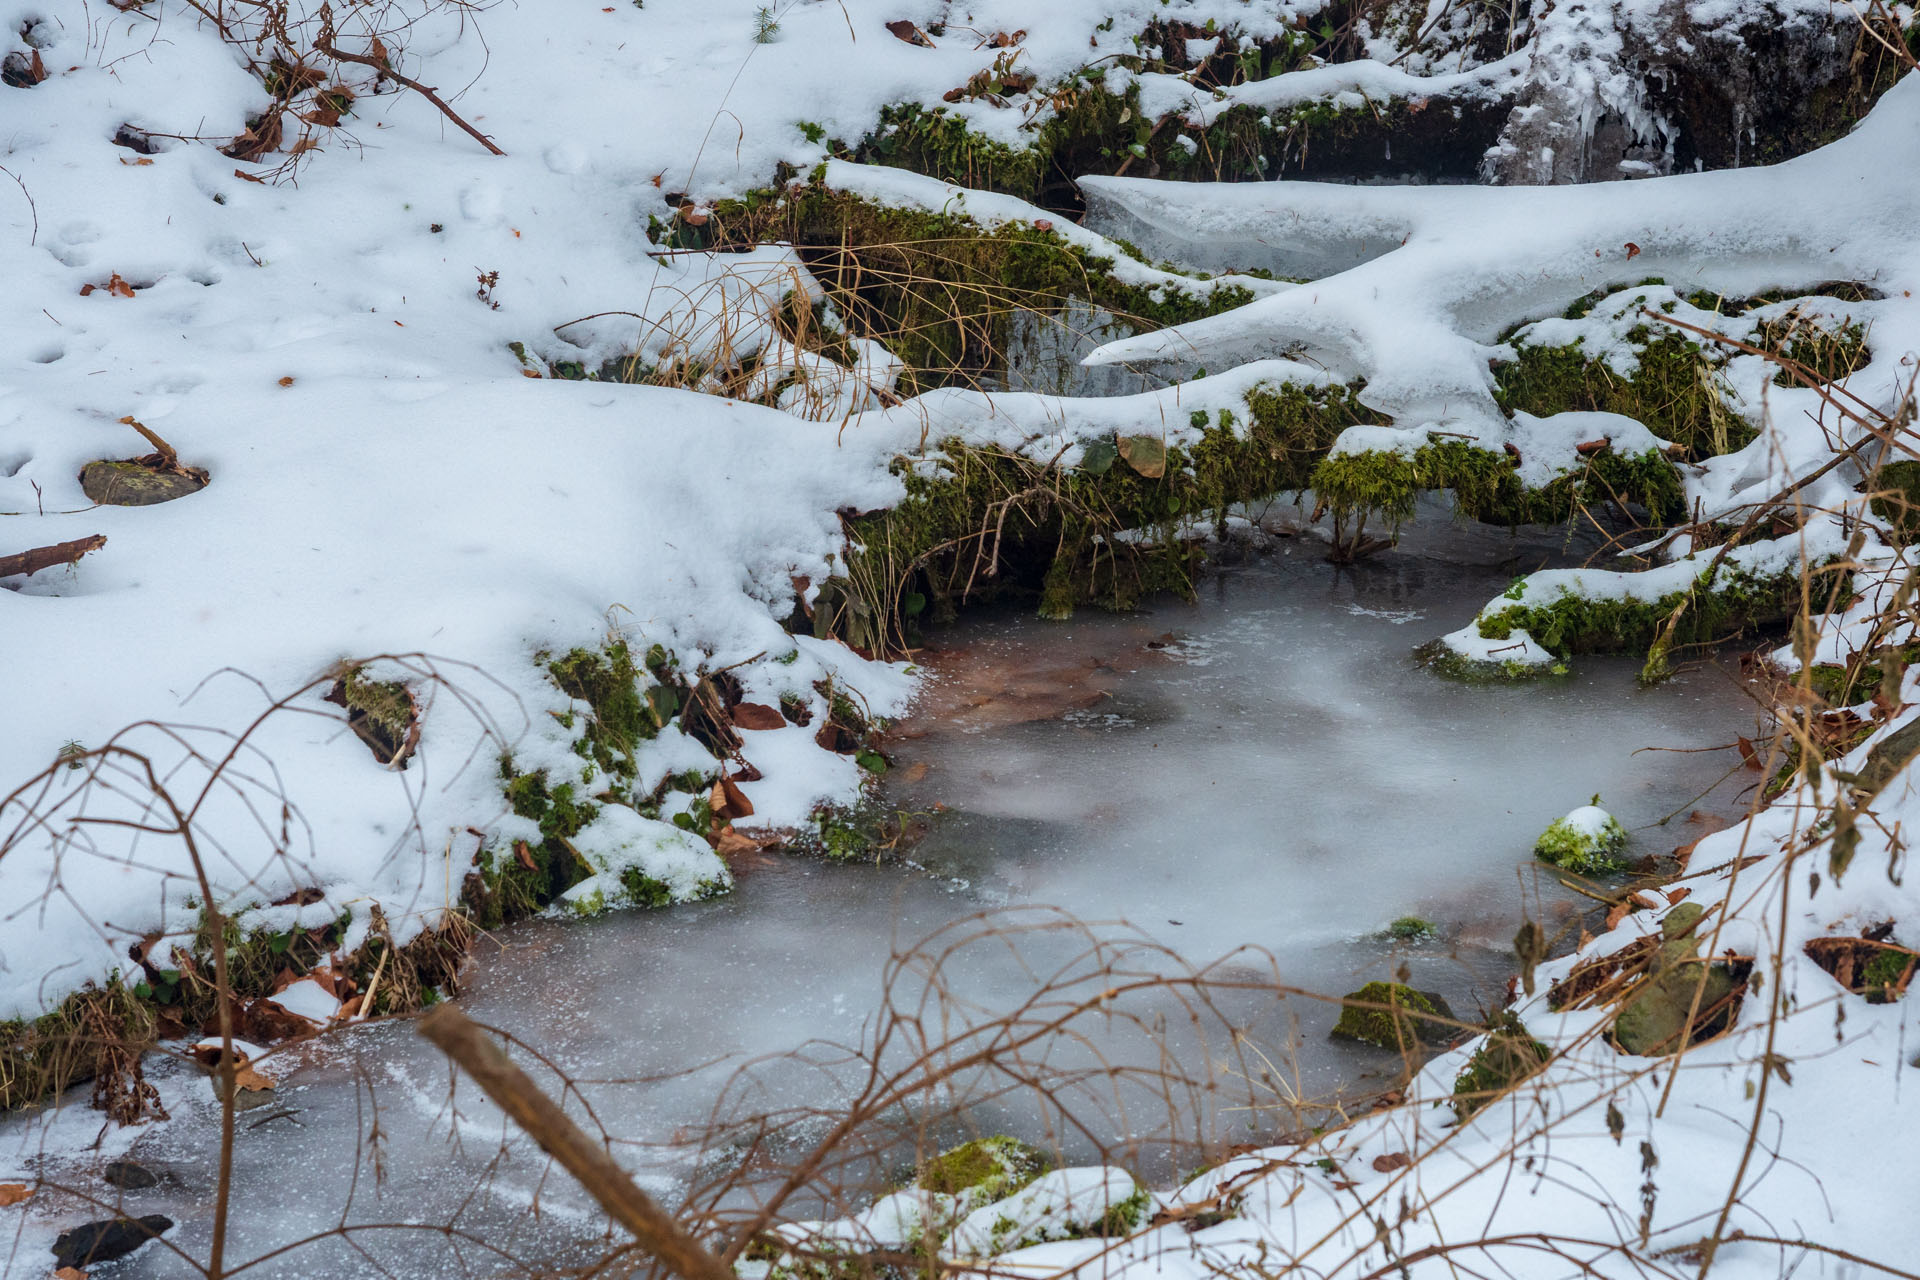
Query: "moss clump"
1869 460 1920 546
825 382 1367 655
1387 916 1437 942
1312 439 1684 536
1414 637 1570 683
1859 946 1916 1003
1451 1013 1552 1119
1533 801 1629 874
546 641 679 780
1494 329 1753 459
917 1136 1051 1204
1330 981 1455 1049
655 181 1257 395
1474 558 1819 673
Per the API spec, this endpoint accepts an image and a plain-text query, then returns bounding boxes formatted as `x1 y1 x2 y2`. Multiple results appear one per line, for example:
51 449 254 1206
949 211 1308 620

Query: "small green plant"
753 5 779 42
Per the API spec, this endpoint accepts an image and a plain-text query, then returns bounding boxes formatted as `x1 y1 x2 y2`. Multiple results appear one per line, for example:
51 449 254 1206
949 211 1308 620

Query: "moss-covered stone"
917 1136 1051 1205
1533 801 1629 874
78 459 207 506
1387 915 1437 942
1451 1013 1552 1119
1474 557 1819 676
1330 981 1455 1049
1611 951 1739 1055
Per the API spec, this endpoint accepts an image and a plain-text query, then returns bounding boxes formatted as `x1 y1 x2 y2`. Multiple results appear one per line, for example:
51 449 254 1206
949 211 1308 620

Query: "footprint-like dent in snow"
0 452 30 478
29 345 62 363
459 184 502 223
543 144 584 175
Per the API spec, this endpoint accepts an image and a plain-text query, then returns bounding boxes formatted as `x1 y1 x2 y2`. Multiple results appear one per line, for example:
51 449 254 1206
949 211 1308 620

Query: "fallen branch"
314 4 505 156
417 1005 735 1280
0 534 106 579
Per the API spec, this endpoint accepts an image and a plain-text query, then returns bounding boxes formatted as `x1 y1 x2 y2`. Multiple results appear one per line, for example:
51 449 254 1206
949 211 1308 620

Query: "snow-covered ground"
4 0 1919 1276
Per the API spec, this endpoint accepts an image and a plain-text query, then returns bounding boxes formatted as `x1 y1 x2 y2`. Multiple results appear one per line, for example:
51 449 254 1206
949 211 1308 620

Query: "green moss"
1495 329 1751 459
547 641 678 779
670 182 1258 396
1860 945 1915 1003
822 381 1367 654
1414 638 1570 683
1312 439 1684 536
1533 805 1629 874
1450 1013 1551 1119
1474 557 1819 675
1869 460 1920 545
1387 916 1437 942
1330 981 1455 1049
917 1136 1051 1203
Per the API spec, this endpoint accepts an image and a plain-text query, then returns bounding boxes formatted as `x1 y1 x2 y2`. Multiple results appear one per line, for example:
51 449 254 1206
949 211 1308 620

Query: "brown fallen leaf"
513 839 538 872
1736 736 1763 770
714 826 759 860
0 1183 32 1207
731 702 786 731
1665 887 1692 905
885 18 935 46
901 761 929 784
55 1268 87 1280
1116 434 1167 479
233 1065 273 1093
1625 241 1642 260
1371 1152 1410 1173
1574 437 1611 456
710 774 754 821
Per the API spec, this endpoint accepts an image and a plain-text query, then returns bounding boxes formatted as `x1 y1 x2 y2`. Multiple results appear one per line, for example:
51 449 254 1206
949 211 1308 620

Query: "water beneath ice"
0 504 1768 1278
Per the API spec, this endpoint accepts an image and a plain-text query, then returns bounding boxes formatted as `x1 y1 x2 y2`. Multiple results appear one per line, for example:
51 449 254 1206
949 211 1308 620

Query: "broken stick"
0 534 106 579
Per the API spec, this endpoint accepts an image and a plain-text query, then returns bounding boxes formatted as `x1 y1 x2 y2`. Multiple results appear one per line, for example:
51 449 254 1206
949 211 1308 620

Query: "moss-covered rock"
917 1135 1051 1207
79 459 207 506
1451 1013 1552 1119
1330 981 1455 1049
1534 801 1629 874
1610 906 1742 1055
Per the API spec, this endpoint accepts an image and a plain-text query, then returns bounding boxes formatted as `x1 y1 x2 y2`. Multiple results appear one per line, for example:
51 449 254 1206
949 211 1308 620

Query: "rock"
943 1166 1145 1258
51 1215 172 1269
1611 905 1739 1055
1331 982 1456 1049
79 459 207 506
1533 801 1628 873
916 1136 1049 1209
101 1159 157 1189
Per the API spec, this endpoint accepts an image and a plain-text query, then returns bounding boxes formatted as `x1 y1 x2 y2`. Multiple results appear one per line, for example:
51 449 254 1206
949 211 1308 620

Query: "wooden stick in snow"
0 534 105 578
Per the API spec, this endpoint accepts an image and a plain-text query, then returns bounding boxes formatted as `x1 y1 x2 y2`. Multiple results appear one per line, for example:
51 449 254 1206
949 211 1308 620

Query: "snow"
3 0 1919 1276
944 1167 1142 1258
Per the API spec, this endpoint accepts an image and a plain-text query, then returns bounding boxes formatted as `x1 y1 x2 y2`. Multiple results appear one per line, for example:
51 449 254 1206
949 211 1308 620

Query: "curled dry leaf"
1371 1152 1410 1173
0 1183 32 1207
885 18 934 46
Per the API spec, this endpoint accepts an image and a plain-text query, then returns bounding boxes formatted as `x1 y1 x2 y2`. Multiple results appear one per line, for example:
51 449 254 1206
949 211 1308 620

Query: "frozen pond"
0 506 1766 1278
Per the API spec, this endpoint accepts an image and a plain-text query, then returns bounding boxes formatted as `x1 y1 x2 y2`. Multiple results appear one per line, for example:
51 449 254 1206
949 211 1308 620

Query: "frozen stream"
0 506 1765 1278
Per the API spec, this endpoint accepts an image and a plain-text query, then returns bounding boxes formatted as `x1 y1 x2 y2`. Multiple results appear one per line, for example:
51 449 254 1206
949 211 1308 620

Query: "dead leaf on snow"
885 18 934 46
1370 1152 1410 1173
731 702 786 731
0 1183 32 1207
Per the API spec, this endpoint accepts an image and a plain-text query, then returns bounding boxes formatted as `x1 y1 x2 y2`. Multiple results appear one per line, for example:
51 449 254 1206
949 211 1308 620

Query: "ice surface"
0 515 1763 1275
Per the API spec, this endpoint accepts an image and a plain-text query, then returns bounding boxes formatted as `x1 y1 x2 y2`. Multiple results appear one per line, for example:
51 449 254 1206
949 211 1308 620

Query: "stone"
1330 982 1456 1049
101 1159 157 1189
79 459 207 506
51 1215 172 1269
